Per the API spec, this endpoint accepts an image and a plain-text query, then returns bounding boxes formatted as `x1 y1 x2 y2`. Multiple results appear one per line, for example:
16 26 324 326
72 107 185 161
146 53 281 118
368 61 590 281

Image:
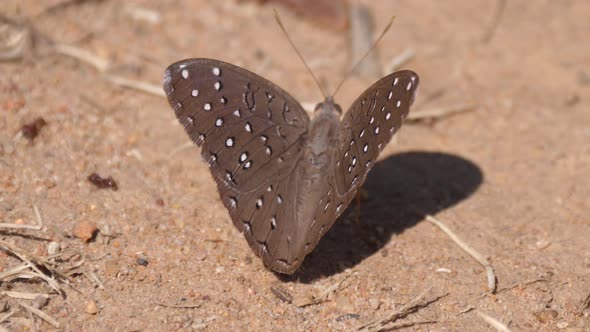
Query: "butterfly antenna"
332 16 396 98
273 9 328 99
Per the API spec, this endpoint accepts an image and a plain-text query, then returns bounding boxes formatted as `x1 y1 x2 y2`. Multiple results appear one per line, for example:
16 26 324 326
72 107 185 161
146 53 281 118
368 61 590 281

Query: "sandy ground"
1 0 589 331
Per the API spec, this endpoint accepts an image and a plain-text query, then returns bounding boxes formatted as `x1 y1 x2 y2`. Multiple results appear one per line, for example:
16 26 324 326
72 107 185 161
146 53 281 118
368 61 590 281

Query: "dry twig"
423 213 497 293
357 287 449 331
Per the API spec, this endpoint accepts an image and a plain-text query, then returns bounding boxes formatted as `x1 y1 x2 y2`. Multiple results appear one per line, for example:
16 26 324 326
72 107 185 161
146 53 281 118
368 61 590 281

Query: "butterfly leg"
355 190 362 226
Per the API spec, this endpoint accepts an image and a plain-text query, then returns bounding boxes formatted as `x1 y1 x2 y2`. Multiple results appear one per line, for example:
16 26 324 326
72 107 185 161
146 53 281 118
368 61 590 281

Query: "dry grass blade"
54 43 110 72
0 310 15 324
105 75 165 97
386 48 415 72
381 320 437 331
407 104 475 121
476 310 511 332
26 307 38 332
2 290 50 300
349 2 381 78
0 205 43 230
357 287 449 331
0 264 29 280
424 214 497 293
154 302 201 309
17 301 60 328
481 0 507 43
0 240 63 294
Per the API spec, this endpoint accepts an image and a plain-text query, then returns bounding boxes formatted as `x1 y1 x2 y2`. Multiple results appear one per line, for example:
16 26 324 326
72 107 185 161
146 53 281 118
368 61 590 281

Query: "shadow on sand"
280 151 483 283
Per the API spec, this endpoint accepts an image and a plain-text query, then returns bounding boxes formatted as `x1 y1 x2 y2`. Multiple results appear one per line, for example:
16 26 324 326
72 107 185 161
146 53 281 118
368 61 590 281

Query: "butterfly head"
314 96 342 115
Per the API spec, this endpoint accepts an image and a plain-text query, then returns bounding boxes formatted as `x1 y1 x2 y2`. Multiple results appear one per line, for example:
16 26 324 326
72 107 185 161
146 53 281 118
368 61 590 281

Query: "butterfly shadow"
283 151 484 283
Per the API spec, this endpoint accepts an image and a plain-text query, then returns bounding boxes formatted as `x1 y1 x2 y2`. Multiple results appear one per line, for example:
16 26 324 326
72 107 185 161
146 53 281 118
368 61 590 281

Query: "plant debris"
21 118 47 140
87 173 118 191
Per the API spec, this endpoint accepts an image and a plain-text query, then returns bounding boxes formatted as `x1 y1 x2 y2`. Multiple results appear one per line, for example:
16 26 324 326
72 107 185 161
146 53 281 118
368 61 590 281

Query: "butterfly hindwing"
331 70 419 215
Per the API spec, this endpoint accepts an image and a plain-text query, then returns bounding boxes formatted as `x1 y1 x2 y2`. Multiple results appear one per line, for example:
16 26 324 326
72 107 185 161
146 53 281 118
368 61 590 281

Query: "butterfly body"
163 58 418 274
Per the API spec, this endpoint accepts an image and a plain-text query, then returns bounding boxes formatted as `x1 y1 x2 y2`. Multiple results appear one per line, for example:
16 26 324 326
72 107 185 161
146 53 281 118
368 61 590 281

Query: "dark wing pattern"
304 71 420 250
163 59 310 271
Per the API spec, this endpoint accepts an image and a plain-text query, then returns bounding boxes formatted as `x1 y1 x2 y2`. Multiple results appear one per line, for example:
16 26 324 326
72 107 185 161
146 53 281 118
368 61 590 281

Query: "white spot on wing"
181 69 189 79
225 137 234 147
204 103 212 111
191 89 199 97
212 67 221 76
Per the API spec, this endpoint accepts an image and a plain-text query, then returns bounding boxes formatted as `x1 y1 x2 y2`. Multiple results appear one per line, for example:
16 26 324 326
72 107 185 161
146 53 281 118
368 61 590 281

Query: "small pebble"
85 300 99 314
556 321 569 329
73 221 98 242
292 293 315 307
137 257 149 266
215 266 225 274
534 309 558 323
47 241 60 255
368 298 380 310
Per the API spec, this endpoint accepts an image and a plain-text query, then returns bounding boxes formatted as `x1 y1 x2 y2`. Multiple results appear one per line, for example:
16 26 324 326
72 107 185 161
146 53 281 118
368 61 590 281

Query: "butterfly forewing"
163 59 311 272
